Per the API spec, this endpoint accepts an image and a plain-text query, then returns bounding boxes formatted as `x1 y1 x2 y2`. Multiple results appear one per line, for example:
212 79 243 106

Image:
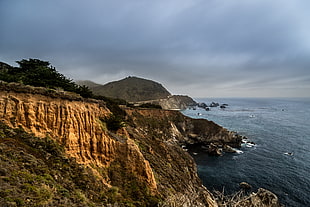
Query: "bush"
100 115 126 132
139 103 162 109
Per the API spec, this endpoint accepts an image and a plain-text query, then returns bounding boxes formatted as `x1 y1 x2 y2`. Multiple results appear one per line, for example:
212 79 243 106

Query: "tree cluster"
0 59 93 98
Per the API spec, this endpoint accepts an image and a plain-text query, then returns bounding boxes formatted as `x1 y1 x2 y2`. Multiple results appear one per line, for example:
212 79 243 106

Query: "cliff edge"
0 82 282 206
1 82 219 206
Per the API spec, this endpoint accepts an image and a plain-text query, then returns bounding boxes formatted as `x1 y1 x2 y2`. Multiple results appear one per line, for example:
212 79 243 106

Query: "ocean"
182 98 310 207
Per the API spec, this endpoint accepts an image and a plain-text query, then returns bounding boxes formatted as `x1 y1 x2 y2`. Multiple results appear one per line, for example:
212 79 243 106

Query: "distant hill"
77 76 171 102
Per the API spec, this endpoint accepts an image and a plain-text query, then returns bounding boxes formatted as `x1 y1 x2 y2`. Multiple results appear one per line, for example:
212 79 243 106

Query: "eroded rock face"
0 84 251 206
0 91 114 166
0 90 158 196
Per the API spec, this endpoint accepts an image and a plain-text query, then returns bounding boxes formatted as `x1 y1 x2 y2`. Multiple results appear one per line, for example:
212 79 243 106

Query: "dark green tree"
0 58 93 98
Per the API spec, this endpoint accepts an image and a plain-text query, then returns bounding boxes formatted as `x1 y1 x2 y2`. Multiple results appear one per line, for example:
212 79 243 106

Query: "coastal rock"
239 182 252 190
208 143 223 156
210 102 220 107
223 144 237 153
198 102 208 108
236 188 283 207
215 188 282 207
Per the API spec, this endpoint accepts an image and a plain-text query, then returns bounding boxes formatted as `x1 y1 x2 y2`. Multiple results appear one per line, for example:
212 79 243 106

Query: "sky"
1 0 310 98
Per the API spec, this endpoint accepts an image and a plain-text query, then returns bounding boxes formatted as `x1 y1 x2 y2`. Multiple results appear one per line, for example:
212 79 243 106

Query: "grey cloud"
1 0 309 97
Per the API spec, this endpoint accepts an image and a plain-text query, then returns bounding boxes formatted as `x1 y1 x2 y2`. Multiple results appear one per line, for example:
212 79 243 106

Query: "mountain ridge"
77 76 171 102
76 77 196 110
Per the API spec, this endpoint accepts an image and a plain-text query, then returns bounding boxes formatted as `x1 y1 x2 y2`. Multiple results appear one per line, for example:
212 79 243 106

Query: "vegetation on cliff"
0 59 93 98
0 121 108 206
0 121 160 206
0 59 130 127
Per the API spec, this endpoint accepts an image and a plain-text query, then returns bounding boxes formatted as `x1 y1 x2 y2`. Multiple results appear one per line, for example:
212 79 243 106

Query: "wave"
235 149 244 154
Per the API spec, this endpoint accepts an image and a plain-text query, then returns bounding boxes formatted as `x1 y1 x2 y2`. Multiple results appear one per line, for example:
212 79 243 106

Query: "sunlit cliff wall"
1 83 239 206
0 85 157 196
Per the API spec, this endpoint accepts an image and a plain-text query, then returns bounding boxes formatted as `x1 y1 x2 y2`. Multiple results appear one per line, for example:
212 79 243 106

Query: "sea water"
182 98 310 207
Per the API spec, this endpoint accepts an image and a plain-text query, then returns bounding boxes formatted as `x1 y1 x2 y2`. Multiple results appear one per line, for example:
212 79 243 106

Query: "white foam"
246 143 255 148
235 149 244 154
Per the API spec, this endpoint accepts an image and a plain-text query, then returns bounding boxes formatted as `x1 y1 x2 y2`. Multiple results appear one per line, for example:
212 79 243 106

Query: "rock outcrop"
215 188 282 207
236 188 283 207
134 95 197 110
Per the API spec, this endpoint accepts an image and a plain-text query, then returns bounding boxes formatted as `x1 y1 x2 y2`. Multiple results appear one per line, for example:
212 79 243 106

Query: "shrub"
100 115 126 132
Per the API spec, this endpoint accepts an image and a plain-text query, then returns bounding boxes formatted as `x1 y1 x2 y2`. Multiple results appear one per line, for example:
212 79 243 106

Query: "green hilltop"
77 76 171 102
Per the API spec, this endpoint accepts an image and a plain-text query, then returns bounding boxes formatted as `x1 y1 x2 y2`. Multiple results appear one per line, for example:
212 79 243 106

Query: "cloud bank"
1 0 309 97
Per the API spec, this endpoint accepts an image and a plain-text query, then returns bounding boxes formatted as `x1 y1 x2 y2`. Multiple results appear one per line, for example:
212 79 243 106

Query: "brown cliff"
0 83 158 205
0 82 244 206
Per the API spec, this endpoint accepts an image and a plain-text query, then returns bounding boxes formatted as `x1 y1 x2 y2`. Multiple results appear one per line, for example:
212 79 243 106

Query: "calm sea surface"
182 98 310 207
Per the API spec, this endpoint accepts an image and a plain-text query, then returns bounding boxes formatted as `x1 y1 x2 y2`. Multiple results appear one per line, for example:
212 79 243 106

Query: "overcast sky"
1 0 310 97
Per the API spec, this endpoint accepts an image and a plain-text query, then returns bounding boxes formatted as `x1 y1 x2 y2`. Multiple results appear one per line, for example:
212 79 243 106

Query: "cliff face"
125 107 241 147
0 86 158 204
0 83 243 206
124 108 243 206
0 90 115 166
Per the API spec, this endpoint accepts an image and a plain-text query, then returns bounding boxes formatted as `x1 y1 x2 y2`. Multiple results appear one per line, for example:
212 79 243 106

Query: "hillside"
77 78 197 110
77 76 171 102
0 122 113 207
